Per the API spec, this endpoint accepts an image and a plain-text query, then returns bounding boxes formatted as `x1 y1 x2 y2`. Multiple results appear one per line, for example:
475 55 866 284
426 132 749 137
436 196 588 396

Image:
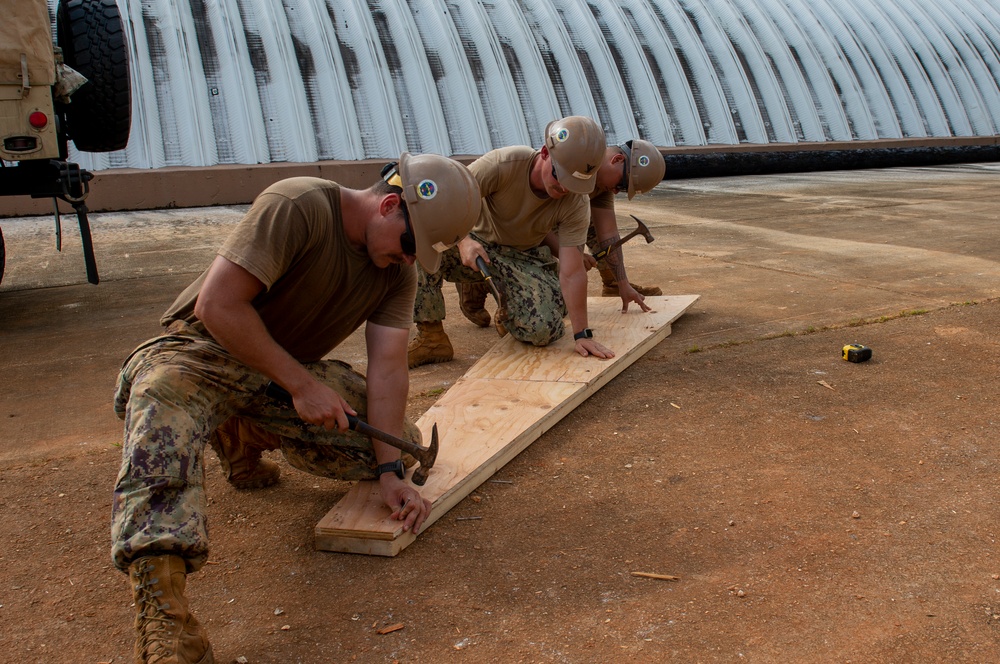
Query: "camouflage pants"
413 235 567 346
110 323 420 573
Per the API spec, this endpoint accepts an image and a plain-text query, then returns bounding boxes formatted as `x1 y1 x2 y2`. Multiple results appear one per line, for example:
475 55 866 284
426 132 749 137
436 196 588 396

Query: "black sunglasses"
382 161 417 257
400 205 416 257
550 163 568 192
616 141 633 193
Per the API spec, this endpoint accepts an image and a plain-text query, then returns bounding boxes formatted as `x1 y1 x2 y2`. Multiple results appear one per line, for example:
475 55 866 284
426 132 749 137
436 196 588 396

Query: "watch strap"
573 328 594 341
376 459 405 479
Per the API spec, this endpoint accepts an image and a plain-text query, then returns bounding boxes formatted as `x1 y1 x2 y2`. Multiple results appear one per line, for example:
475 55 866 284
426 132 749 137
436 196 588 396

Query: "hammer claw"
629 215 655 244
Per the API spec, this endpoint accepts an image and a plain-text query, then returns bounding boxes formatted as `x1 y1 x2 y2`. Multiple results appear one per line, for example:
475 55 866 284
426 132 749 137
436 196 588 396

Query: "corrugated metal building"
59 0 1000 172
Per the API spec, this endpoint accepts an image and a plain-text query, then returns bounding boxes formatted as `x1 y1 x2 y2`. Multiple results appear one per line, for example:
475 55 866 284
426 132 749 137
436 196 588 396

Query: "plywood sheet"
316 295 699 556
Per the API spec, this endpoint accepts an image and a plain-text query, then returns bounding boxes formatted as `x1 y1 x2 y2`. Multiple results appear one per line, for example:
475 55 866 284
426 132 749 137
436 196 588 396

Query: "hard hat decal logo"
638 155 650 167
417 179 437 200
556 128 569 142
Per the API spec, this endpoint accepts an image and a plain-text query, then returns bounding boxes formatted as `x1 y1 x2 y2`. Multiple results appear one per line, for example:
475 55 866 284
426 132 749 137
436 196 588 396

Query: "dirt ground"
2 164 1000 663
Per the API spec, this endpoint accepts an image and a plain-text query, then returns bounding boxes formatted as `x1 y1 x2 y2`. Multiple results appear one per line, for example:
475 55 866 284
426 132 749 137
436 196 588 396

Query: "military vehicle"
0 0 131 285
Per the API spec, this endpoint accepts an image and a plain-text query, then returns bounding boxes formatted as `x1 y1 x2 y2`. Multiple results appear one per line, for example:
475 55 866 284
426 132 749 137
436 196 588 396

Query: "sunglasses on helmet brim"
382 161 417 257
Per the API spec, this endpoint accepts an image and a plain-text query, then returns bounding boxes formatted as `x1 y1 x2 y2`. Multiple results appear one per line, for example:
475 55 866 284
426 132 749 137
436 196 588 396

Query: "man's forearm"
201 299 314 393
559 255 590 334
367 371 408 464
591 207 630 285
196 256 315 394
597 235 630 286
365 324 411 462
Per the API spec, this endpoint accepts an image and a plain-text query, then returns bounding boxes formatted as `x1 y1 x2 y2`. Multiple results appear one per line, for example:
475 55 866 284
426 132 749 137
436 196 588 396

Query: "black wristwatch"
376 459 405 480
573 328 594 341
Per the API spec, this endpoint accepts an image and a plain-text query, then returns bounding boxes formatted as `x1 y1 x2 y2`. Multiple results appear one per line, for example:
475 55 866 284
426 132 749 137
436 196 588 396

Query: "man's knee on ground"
509 318 563 346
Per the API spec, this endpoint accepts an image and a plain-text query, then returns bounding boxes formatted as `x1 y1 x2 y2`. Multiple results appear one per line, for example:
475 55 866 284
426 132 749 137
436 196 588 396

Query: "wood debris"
377 623 405 635
630 571 680 581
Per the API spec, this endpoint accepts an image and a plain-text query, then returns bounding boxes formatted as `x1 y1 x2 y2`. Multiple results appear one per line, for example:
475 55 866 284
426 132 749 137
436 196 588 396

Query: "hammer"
263 381 439 485
591 215 655 262
475 256 503 305
475 255 508 330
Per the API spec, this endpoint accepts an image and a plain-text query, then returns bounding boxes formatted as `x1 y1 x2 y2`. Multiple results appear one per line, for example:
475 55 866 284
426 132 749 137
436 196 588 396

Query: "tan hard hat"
398 153 482 273
620 139 666 200
544 116 606 194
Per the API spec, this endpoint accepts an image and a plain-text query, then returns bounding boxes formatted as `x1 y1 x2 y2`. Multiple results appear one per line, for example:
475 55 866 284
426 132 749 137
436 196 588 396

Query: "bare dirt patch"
3 300 1000 663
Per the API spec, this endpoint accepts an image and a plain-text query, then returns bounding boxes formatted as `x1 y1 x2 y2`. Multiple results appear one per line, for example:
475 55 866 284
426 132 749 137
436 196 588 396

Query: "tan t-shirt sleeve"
217 191 311 290
589 190 615 211
554 194 591 247
367 266 417 330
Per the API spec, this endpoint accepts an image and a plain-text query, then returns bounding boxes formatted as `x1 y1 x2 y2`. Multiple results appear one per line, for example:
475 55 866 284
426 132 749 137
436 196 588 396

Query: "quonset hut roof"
63 0 1000 171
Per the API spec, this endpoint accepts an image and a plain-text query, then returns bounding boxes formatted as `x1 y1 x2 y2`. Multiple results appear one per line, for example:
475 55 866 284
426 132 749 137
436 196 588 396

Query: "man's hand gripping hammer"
264 382 439 485
591 215 655 262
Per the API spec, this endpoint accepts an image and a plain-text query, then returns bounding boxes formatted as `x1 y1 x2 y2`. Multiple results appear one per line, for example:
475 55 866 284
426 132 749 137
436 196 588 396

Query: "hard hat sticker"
556 128 569 142
638 155 650 167
417 179 437 200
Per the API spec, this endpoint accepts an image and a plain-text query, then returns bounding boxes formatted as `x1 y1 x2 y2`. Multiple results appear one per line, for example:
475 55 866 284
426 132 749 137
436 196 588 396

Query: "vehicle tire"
56 0 131 152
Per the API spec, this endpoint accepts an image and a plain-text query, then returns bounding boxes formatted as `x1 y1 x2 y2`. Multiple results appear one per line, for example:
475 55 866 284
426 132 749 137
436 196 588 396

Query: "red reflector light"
28 111 48 129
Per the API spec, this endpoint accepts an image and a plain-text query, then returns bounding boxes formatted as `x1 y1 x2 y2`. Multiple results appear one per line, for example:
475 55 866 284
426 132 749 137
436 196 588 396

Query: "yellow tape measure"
842 344 872 363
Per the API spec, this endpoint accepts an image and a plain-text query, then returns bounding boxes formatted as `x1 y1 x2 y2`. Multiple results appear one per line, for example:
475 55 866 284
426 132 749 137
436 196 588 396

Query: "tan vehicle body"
0 0 131 286
0 1 61 161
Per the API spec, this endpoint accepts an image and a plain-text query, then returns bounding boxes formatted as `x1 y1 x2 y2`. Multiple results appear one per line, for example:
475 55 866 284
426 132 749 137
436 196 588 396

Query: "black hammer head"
629 215 655 243
410 423 439 486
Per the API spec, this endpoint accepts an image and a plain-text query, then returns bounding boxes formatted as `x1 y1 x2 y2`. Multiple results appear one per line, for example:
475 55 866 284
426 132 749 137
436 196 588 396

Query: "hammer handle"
591 215 653 262
475 256 504 305
591 235 632 262
263 381 428 458
346 414 426 459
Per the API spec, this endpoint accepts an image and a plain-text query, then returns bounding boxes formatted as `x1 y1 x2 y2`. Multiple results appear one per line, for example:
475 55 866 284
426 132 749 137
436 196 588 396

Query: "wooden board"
315 295 700 556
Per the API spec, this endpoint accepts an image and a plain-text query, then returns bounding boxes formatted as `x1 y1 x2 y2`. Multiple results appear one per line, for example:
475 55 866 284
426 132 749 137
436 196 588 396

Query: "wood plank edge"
314 531 403 557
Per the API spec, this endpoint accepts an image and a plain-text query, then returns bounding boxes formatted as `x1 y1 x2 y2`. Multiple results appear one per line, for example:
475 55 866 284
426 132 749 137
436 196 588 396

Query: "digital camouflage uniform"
111 322 421 572
414 233 565 346
412 146 587 346
112 177 418 573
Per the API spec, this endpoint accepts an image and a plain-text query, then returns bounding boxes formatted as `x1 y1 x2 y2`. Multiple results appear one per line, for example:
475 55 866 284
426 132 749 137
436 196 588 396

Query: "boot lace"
133 559 177 660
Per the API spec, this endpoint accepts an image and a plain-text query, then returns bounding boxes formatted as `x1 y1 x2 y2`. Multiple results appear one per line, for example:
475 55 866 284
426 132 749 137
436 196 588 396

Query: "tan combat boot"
599 267 662 297
407 321 454 368
130 555 215 664
457 282 491 327
209 418 281 490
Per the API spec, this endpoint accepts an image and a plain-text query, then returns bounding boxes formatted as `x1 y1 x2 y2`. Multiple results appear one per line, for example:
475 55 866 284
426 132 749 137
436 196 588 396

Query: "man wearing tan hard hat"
110 154 481 663
458 138 666 324
586 139 667 310
409 115 616 368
